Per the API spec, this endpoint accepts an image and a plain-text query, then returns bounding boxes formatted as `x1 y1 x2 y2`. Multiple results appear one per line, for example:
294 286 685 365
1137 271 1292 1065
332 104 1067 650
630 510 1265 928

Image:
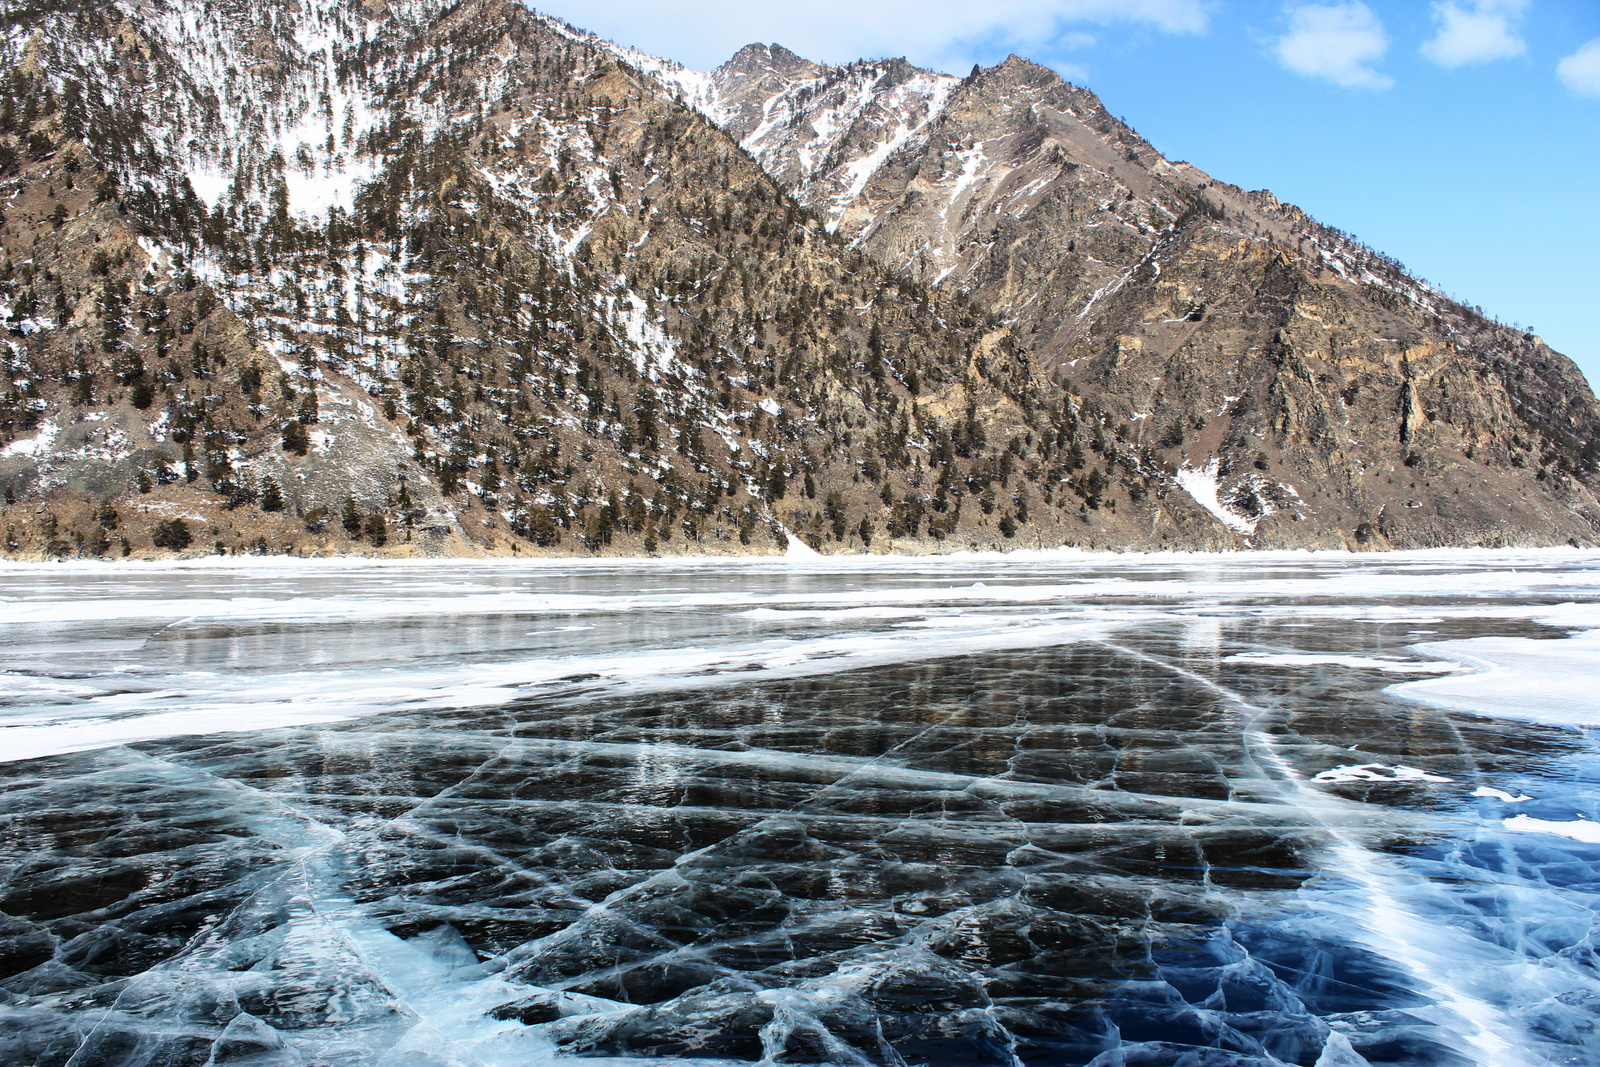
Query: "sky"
532 0 1600 385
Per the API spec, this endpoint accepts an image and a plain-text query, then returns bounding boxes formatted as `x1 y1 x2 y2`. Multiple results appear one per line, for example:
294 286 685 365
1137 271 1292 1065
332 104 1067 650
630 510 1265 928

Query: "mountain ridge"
0 0 1595 558
600 30 1600 549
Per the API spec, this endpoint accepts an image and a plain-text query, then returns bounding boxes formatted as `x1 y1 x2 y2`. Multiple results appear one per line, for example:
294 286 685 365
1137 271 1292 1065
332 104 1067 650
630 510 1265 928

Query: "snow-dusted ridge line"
527 18 963 233
531 9 722 121
735 61 961 232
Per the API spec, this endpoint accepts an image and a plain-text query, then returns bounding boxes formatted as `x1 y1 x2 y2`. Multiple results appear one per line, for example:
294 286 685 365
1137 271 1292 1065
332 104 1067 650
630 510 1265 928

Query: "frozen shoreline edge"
3 544 1599 572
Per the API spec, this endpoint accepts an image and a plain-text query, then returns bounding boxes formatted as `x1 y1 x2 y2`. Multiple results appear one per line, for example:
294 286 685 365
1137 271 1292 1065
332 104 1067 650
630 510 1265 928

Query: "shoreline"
2 543 1599 572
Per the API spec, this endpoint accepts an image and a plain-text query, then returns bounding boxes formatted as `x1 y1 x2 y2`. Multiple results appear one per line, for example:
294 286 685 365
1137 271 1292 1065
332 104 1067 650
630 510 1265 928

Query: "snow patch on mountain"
1175 462 1260 535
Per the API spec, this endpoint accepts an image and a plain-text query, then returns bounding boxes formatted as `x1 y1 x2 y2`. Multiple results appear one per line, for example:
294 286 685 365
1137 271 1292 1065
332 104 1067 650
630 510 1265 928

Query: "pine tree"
152 518 192 549
281 419 309 455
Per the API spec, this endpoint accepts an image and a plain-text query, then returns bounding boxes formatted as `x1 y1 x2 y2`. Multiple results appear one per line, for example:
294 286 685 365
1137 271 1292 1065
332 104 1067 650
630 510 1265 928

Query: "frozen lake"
2 550 1599 1066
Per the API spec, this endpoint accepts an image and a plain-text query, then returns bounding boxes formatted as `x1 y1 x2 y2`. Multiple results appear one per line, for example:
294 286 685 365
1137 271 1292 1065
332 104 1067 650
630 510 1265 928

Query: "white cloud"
1273 2 1392 90
530 0 1209 74
1557 37 1600 97
1420 0 1527 68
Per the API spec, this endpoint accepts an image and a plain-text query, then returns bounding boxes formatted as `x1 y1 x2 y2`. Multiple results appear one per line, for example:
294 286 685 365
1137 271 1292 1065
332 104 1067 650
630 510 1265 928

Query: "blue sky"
534 1 1600 384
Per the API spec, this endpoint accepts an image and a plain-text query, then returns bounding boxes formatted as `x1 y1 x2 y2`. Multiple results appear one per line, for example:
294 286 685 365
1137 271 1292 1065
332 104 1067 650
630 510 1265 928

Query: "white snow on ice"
1389 611 1600 728
1313 763 1454 784
1501 815 1600 844
1473 786 1534 803
1227 652 1462 674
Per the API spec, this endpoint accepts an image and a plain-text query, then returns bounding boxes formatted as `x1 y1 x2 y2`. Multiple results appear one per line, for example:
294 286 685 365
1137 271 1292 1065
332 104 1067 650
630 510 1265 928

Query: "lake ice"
1 550 1598 1066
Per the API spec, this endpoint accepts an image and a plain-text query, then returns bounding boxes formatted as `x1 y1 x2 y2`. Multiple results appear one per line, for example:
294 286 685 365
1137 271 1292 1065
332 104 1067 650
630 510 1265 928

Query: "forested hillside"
1 0 1596 557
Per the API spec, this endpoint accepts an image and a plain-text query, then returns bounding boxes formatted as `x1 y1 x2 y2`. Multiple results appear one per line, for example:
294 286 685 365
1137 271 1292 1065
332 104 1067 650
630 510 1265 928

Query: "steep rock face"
683 48 1600 548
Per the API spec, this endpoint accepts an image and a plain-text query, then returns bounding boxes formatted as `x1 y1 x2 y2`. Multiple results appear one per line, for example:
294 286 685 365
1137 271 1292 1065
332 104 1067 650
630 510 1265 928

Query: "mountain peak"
992 53 1059 80
717 42 822 80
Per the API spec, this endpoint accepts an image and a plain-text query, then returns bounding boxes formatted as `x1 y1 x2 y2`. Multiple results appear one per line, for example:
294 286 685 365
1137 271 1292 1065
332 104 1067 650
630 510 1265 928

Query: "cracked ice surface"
1 550 1600 1066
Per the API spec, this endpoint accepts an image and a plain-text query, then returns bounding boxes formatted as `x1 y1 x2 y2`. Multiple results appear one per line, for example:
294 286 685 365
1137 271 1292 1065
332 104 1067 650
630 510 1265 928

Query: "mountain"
1 0 1596 558
651 43 1600 551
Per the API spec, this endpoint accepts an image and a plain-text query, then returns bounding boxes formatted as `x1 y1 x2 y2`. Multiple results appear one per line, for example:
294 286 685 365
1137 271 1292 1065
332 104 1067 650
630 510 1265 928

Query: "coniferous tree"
281 419 309 455
151 518 191 549
341 497 362 536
